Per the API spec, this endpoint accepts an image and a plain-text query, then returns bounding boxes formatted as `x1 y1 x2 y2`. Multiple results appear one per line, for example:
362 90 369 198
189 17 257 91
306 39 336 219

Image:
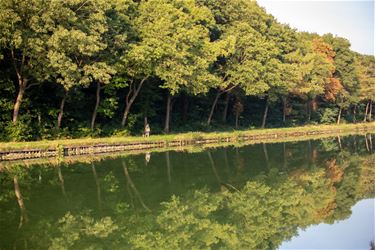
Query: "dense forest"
0 0 374 141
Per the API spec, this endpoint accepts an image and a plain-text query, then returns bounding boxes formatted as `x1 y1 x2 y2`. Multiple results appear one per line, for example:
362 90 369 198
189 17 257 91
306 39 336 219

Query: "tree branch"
10 49 21 81
125 80 134 105
25 82 39 90
75 0 91 12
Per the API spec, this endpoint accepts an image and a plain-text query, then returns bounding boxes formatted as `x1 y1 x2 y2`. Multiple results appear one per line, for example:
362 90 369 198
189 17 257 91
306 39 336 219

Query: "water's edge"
0 123 374 162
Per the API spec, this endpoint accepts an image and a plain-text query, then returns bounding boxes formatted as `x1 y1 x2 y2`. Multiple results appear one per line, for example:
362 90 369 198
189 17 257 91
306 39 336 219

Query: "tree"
206 21 275 125
289 36 339 122
88 64 116 130
118 18 155 127
262 23 300 126
356 54 375 122
89 0 131 130
202 0 284 126
0 0 51 124
46 0 118 129
323 34 359 124
133 0 219 133
233 99 244 129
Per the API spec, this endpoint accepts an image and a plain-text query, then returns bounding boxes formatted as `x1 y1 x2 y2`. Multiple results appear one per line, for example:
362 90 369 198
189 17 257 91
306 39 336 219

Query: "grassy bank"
0 122 374 152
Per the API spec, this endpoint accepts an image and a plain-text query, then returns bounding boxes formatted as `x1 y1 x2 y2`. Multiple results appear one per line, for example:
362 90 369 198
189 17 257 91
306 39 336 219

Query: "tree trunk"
261 100 269 128
12 79 27 124
353 105 357 123
369 100 373 122
122 161 151 212
14 176 28 228
337 135 342 150
282 96 287 124
222 92 230 123
354 136 358 153
182 93 189 123
121 78 147 127
57 166 67 199
307 101 311 122
307 140 312 166
365 135 370 152
224 148 230 173
164 93 172 133
122 105 131 128
235 112 239 129
57 92 67 129
166 151 171 184
283 142 287 169
11 48 28 124
91 82 101 130
368 134 373 153
91 164 102 210
364 101 369 122
208 151 222 185
337 106 342 125
207 90 222 126
263 143 269 169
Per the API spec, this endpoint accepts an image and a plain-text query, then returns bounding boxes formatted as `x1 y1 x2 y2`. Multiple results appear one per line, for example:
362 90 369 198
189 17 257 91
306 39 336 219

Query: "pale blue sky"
279 198 375 249
257 0 375 55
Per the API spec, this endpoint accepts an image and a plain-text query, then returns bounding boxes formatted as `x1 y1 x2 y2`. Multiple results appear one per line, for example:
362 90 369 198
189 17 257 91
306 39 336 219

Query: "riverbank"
0 122 374 161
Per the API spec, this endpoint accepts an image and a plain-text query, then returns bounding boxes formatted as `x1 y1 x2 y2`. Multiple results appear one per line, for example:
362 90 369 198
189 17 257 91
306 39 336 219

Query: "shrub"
320 108 338 124
4 117 34 141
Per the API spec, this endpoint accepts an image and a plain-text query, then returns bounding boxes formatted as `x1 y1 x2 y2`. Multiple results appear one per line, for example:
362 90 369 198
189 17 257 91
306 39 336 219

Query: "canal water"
0 135 374 249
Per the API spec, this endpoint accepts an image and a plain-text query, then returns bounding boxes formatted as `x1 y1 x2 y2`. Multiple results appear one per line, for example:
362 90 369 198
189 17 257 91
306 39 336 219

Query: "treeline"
0 0 374 141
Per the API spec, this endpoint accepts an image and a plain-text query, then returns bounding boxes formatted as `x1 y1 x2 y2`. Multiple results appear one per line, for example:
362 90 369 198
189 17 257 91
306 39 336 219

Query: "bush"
74 127 93 138
320 108 338 124
112 129 130 137
4 117 34 141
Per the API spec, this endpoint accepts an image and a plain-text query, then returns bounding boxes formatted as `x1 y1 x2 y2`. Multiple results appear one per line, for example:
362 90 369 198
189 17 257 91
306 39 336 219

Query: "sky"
278 198 375 249
257 0 375 55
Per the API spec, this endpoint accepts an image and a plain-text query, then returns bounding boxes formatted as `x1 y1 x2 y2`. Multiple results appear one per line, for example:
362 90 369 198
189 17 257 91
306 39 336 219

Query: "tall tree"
134 0 219 133
0 0 51 123
202 0 281 126
323 34 359 124
46 0 115 128
356 54 375 122
289 35 338 122
89 1 131 130
263 23 300 126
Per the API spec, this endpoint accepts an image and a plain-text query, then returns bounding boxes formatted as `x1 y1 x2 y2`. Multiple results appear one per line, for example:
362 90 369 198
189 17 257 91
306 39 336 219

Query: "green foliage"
103 171 120 193
320 108 339 124
0 79 14 121
4 117 34 141
49 212 118 249
45 0 117 91
98 97 119 119
356 54 375 102
130 0 219 96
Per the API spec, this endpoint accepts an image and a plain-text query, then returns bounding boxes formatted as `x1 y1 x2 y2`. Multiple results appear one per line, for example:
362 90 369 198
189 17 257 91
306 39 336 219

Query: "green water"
0 135 374 249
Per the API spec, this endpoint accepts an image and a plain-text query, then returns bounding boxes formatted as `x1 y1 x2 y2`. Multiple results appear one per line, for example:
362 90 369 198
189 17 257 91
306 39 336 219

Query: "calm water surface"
0 135 374 249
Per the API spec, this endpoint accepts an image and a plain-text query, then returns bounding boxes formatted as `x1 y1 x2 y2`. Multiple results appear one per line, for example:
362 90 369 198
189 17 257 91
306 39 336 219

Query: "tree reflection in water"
0 135 374 249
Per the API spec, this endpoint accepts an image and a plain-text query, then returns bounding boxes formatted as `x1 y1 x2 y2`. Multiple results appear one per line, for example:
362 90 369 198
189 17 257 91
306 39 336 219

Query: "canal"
0 134 374 249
